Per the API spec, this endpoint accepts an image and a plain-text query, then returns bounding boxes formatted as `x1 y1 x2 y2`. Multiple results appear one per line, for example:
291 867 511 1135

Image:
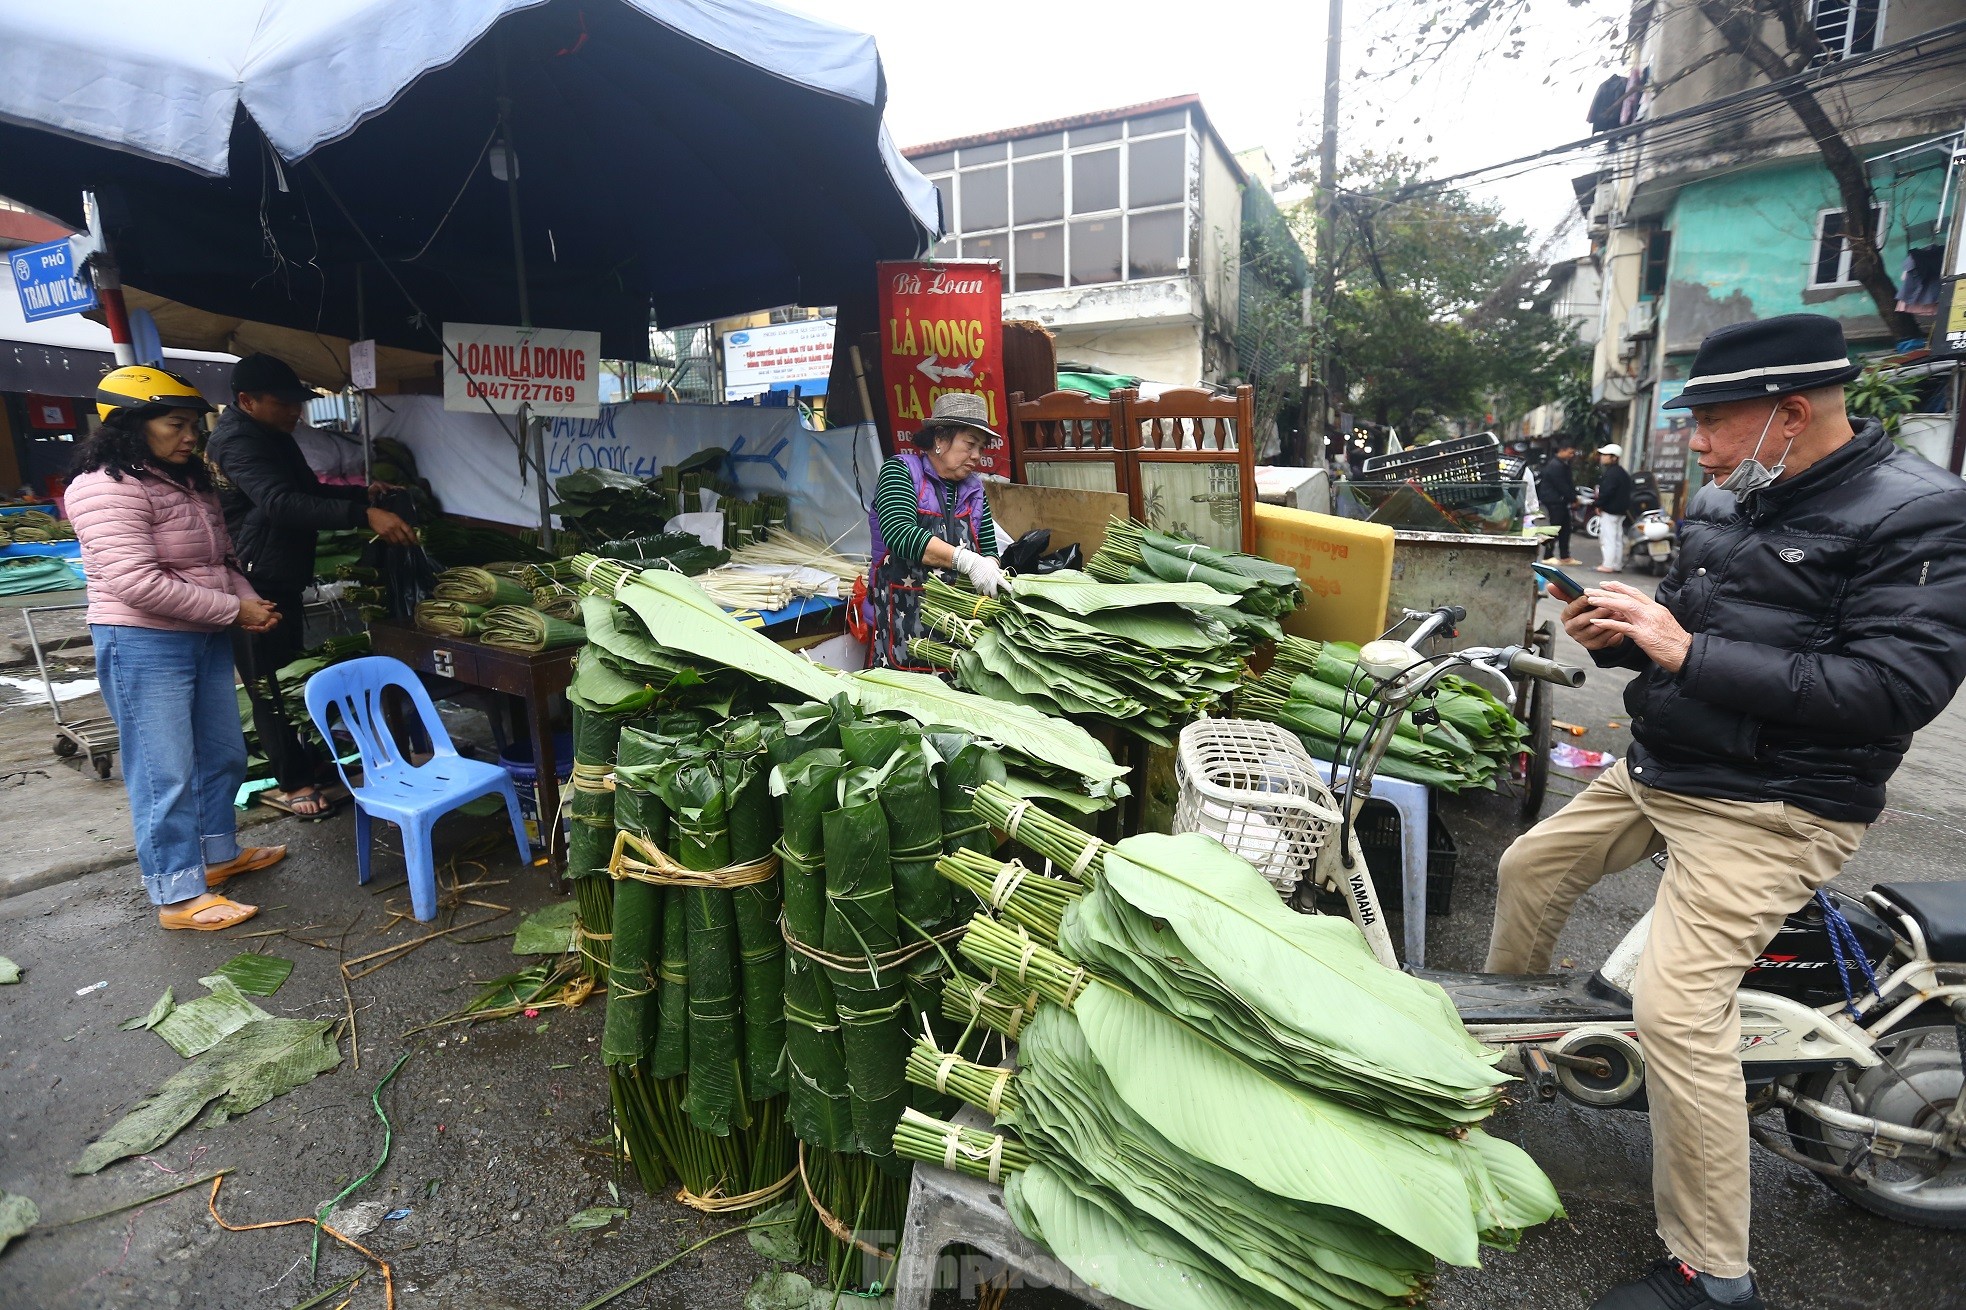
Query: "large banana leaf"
1095 834 1503 1094
1005 1162 1290 1310
74 1019 341 1174
1007 570 1243 614
850 668 1127 790
1067 979 1530 1265
593 564 843 703
1015 1006 1428 1307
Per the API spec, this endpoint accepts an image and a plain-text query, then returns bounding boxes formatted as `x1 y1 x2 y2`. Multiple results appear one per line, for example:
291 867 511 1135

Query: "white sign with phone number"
442 322 601 417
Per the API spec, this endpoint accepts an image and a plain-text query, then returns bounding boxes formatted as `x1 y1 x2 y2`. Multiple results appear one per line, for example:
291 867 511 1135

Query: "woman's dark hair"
69 406 213 492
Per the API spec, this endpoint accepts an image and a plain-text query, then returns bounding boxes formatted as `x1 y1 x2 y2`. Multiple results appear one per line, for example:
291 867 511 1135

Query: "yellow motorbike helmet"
95 364 215 422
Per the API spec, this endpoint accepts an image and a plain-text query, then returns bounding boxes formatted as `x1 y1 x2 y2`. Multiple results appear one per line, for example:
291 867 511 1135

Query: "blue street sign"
8 239 97 323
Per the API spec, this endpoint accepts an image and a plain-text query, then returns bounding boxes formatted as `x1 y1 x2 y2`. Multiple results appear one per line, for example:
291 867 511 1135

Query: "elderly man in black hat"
1486 314 1966 1310
207 354 418 818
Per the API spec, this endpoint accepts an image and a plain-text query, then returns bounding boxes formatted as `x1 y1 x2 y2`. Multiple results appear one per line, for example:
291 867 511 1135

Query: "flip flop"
205 845 287 888
261 787 339 821
158 894 259 932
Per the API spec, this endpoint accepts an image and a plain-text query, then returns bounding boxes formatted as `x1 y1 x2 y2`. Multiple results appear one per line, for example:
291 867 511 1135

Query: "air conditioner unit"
1625 300 1657 339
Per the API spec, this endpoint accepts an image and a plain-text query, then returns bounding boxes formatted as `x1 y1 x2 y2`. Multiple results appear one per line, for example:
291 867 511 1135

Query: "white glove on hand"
950 545 1005 598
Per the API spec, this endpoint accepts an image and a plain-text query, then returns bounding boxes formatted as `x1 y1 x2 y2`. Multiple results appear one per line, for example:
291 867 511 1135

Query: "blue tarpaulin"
0 1 940 360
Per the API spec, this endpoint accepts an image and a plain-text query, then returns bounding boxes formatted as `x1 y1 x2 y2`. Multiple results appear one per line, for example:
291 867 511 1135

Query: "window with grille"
1811 0 1884 60
1810 205 1885 287
916 110 1193 293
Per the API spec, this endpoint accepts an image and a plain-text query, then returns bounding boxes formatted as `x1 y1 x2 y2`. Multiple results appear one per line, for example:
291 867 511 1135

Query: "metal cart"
1383 529 1555 818
21 603 118 779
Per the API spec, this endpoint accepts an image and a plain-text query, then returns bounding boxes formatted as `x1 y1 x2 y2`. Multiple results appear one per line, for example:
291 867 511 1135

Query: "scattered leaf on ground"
119 988 175 1031
746 1198 804 1263
512 901 578 956
743 1270 817 1310
566 1205 629 1231
0 1191 38 1252
214 952 294 996
0 957 19 985
152 977 272 1058
73 1018 342 1174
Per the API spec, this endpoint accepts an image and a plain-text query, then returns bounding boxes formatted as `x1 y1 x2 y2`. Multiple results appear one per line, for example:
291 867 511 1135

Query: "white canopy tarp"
0 0 934 231
369 395 880 552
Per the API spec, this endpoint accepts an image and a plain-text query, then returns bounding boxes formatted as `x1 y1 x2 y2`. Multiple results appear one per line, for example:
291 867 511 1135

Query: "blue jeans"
92 626 248 906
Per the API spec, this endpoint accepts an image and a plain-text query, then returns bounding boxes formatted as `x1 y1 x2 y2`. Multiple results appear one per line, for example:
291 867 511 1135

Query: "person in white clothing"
1594 443 1634 573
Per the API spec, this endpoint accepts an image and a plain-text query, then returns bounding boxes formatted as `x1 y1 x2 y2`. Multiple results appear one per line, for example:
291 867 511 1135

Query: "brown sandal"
158 894 258 932
205 845 287 888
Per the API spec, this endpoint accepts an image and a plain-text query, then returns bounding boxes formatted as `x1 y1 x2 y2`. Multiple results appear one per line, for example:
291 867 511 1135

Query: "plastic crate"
1356 432 1502 491
1354 800 1457 916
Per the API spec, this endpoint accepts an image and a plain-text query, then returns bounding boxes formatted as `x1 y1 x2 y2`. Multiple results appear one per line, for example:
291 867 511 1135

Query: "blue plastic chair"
303 656 530 922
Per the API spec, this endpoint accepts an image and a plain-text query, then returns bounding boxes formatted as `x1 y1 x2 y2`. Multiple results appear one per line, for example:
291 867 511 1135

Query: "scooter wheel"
1783 1017 1966 1228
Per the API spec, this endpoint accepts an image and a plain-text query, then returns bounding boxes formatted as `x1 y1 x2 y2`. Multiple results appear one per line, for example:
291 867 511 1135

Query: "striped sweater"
874 458 1000 565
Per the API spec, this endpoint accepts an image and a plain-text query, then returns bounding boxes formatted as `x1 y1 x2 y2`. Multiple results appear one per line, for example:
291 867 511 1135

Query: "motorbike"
1315 605 1966 1228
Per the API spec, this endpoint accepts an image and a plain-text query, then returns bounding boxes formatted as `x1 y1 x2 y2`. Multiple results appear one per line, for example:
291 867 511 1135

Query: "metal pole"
355 263 372 483
1312 0 1343 468
495 40 549 547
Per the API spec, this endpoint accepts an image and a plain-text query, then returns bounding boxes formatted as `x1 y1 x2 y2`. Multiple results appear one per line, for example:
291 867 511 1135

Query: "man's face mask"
1715 401 1796 499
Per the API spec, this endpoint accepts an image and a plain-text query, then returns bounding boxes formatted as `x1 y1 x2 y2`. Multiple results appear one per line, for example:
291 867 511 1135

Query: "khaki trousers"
1485 761 1866 1277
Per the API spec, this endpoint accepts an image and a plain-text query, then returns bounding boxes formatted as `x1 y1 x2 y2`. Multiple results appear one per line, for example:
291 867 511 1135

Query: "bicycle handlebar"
1507 649 1585 688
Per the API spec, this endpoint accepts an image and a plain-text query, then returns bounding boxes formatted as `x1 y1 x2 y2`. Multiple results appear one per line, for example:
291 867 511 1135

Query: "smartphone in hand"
1532 561 1589 604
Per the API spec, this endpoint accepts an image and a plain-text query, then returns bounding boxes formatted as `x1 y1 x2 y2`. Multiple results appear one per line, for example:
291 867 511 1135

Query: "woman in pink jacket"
67 367 287 931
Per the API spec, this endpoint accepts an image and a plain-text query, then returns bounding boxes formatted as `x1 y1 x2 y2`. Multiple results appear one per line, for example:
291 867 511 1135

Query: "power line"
1383 17 1966 198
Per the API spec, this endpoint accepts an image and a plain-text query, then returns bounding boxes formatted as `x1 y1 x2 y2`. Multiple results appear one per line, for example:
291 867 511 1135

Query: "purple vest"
867 450 987 566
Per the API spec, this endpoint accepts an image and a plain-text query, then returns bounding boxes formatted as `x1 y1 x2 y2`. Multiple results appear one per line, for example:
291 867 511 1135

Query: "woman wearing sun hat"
864 392 1006 668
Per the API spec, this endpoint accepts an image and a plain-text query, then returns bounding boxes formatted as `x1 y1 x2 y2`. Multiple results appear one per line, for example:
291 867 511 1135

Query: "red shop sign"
876 260 1011 478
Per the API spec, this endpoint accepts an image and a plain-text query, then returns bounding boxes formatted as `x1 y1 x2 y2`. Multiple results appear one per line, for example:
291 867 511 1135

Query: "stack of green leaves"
550 467 671 544
1238 636 1526 792
894 812 1560 1307
592 531 730 575
569 555 1128 810
412 600 484 637
422 519 555 567
603 713 793 1204
1089 518 1301 617
771 709 987 1164
478 604 586 652
923 572 1249 747
431 567 534 608
567 703 633 984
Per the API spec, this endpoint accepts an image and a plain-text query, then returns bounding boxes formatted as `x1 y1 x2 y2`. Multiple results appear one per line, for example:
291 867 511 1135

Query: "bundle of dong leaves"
561 554 1121 1278
590 705 1006 1278
567 554 1127 811
1239 636 1526 792
1089 517 1302 643
892 785 1561 1310
917 571 1255 748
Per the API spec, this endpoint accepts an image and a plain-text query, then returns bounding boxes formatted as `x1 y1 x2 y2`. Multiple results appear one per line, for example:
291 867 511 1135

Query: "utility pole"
1309 0 1343 467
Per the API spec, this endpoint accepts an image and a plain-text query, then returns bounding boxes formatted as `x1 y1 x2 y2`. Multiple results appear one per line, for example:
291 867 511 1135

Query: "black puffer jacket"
1596 422 1966 822
206 408 369 590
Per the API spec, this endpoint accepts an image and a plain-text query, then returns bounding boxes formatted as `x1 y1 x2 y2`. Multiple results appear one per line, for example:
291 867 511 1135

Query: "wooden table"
367 621 577 860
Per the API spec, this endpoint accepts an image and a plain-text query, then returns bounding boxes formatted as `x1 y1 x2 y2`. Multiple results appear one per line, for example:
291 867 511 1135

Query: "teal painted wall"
1658 154 1945 354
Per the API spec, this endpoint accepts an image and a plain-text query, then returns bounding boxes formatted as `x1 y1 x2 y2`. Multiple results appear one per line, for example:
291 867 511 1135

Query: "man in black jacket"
207 354 416 817
1487 316 1966 1310
1537 441 1581 563
1593 441 1635 572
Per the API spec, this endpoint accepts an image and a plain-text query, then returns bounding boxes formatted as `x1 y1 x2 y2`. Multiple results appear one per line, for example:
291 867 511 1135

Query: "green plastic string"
310 1049 413 1275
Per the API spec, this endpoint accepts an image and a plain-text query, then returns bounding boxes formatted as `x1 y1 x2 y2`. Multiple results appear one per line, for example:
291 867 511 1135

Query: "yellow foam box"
1253 502 1394 647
